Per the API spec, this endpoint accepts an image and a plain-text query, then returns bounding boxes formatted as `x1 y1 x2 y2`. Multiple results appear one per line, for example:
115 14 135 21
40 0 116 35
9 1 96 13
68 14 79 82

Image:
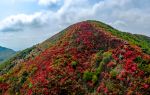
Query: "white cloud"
0 0 150 50
38 0 61 6
0 12 49 32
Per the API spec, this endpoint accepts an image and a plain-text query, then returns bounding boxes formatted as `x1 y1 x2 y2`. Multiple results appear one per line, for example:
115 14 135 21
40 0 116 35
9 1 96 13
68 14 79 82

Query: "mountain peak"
62 20 127 50
0 20 150 95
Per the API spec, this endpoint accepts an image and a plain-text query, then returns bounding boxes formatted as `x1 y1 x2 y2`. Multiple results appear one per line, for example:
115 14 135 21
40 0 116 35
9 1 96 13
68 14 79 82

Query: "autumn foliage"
0 21 150 95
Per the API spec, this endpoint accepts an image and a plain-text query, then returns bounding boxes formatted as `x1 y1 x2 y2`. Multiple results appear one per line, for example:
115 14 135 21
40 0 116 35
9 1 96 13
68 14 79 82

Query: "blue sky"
0 0 150 50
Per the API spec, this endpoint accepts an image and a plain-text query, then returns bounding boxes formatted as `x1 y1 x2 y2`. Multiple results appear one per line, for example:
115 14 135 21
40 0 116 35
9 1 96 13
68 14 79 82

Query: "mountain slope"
0 46 16 63
88 20 150 54
0 28 68 73
0 21 150 95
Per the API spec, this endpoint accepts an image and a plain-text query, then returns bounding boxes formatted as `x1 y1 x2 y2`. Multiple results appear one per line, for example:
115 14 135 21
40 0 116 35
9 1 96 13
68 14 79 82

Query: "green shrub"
71 61 78 69
95 50 104 57
138 63 150 74
134 56 143 63
29 82 33 88
95 51 103 68
92 75 98 83
110 69 118 78
94 52 112 76
83 71 93 81
83 71 99 83
102 52 112 64
95 63 103 76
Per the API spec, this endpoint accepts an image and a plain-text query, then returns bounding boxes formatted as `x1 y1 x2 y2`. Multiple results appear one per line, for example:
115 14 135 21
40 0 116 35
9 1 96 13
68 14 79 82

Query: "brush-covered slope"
88 20 150 54
0 21 150 95
0 46 16 63
0 29 67 74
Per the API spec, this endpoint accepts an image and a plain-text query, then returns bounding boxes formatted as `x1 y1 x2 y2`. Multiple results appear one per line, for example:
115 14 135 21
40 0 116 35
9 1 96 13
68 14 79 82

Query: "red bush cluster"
1 21 149 95
0 83 9 91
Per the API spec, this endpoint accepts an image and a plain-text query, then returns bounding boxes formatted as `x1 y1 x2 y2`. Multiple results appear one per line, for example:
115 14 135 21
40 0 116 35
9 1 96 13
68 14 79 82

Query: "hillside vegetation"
0 21 150 95
88 20 150 54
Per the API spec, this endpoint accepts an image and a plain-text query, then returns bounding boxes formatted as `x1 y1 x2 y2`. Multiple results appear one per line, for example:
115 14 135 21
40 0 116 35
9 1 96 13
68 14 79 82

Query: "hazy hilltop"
0 20 150 95
0 46 16 63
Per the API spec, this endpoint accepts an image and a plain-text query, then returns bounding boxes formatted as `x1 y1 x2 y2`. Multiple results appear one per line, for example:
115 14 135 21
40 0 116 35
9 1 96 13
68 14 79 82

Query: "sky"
0 0 150 51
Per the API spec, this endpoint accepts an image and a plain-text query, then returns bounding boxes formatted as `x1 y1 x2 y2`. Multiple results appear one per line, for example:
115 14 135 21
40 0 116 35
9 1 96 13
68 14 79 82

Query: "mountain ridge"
0 20 150 94
0 46 16 63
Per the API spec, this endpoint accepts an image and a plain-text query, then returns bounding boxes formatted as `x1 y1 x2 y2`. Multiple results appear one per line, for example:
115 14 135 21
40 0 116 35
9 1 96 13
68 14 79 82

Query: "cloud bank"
0 0 150 50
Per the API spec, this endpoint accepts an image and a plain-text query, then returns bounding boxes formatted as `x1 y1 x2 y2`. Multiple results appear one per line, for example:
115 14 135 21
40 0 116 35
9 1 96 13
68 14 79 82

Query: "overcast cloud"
0 0 149 50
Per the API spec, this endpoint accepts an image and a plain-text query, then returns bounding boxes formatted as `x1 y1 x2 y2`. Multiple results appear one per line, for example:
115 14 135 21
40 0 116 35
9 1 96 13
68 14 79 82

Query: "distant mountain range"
0 46 16 63
0 20 150 94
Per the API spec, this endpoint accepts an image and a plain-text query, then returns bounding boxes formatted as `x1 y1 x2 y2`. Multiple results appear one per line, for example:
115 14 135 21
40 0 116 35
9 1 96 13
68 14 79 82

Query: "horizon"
0 0 150 51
